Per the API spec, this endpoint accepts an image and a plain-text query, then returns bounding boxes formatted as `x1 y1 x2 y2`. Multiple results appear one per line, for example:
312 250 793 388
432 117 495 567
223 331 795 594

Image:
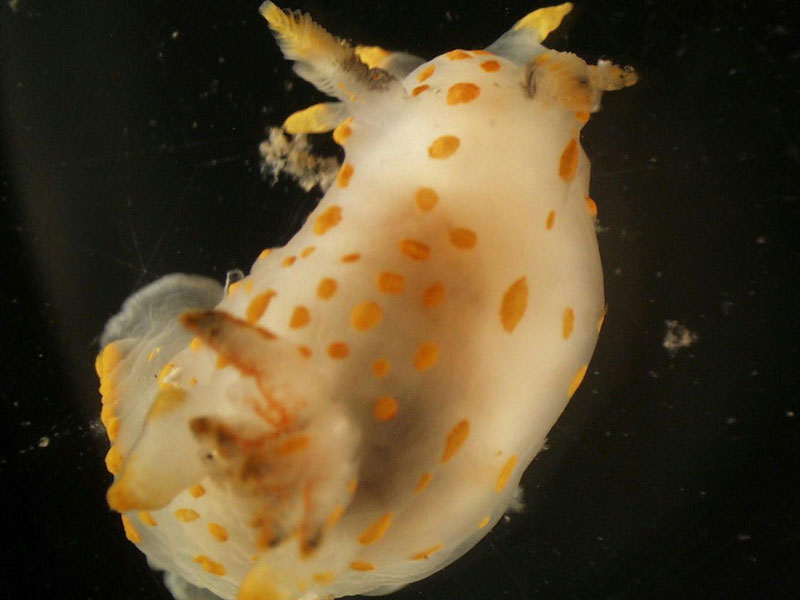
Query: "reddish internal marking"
411 543 444 560
121 515 141 544
447 82 480 105
282 255 296 268
328 342 350 359
358 512 394 545
449 227 477 249
351 301 383 331
500 277 528 333
337 163 355 188
194 555 226 576
208 523 229 542
445 49 471 60
317 277 337 299
562 307 575 339
568 365 589 397
175 508 200 523
246 290 276 323
139 511 157 526
373 396 398 421
442 419 470 463
350 561 376 571
546 210 556 230
414 187 438 211
188 484 206 498
495 455 518 492
372 358 391 377
428 135 460 159
559 138 579 181
423 283 445 307
377 271 405 294
415 472 433 493
413 341 439 371
480 59 501 72
412 84 429 96
314 205 343 235
399 239 431 260
417 64 435 82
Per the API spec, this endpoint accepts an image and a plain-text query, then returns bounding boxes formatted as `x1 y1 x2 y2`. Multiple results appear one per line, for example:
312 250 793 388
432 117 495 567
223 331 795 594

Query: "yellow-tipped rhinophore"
513 2 574 42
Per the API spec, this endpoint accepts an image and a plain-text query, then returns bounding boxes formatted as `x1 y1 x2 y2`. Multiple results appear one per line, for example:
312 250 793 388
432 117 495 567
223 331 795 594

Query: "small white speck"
786 411 795 418
662 320 698 357
726 417 737 425
38 436 50 448
171 30 180 39
755 236 766 245
737 533 751 541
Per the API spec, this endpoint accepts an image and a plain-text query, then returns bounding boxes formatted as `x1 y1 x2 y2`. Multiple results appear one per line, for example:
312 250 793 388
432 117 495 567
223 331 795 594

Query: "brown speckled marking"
415 187 438 211
328 342 350 359
562 307 575 339
314 205 342 235
377 271 405 294
246 290 276 323
480 59 501 72
559 138 579 181
358 512 394 545
447 82 480 105
351 301 383 331
428 135 460 159
337 163 355 188
546 210 556 230
373 396 398 421
413 341 439 371
411 543 444 560
500 277 528 333
449 227 477 249
417 64 435 82
290 306 311 329
317 277 337 300
441 419 470 463
495 455 518 492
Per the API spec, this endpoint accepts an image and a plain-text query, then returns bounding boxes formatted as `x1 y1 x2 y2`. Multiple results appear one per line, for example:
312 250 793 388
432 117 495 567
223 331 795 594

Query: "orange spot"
106 416 120 442
298 345 312 358
246 290 276 323
559 138 579 181
317 277 337 299
105 446 123 475
326 505 345 529
412 543 444 560
351 300 383 331
445 49 471 60
423 283 445 307
341 252 361 263
348 479 359 494
337 163 355 188
417 64 435 82
188 484 206 498
189 336 202 352
332 117 353 145
478 515 490 529
194 555 226 576
175 509 200 522
441 419 470 463
415 472 433 493
576 111 590 123
314 205 343 235
208 523 229 542
598 306 607 332
282 255 296 268
585 196 598 218
121 515 141 544
257 248 272 261
139 511 157 526
313 571 335 585
495 455 518 492
546 210 556 230
328 342 350 359
189 376 198 386
300 246 316 258
373 396 398 421
447 82 480 105
357 512 394 545
290 306 311 329
500 277 528 333
216 355 232 369
413 341 439 371
372 358 391 377
228 280 242 296
377 272 405 294
568 365 589 397
276 434 310 456
472 49 495 56
414 187 438 211
350 561 376 571
428 135 460 159
244 279 254 294
400 239 431 260
449 227 477 249
480 59 501 72
157 362 175 390
412 84 429 96
562 307 575 339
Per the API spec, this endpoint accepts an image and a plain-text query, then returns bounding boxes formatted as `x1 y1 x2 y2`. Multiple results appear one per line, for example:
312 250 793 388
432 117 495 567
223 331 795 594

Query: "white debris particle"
38 436 50 448
786 411 795 418
259 127 340 192
662 320 698 357
171 30 180 40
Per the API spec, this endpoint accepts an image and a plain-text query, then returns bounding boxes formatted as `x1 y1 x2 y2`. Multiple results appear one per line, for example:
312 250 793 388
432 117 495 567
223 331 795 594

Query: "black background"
2 1 799 598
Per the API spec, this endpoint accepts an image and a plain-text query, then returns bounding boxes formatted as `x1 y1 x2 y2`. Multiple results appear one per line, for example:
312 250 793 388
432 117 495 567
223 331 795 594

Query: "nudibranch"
96 3 636 599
